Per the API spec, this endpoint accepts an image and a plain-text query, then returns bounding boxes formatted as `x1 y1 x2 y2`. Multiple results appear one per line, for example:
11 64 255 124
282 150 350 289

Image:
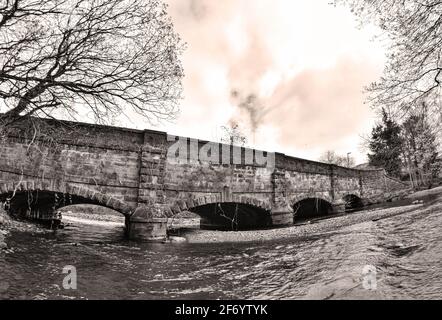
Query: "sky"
0 1 388 164
146 0 388 165
45 0 383 166
0 0 387 164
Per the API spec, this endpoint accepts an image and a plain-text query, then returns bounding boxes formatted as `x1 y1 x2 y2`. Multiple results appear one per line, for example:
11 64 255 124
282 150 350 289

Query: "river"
0 196 441 300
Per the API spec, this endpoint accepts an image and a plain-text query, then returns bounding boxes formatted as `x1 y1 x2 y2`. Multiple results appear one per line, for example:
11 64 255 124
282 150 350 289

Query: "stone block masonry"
0 117 410 241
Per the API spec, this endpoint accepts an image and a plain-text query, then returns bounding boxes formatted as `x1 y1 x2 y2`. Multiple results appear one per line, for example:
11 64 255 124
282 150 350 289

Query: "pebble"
168 236 187 243
184 202 439 244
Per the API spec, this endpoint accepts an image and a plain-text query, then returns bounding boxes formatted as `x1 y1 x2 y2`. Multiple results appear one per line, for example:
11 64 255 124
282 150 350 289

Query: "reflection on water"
1 200 441 300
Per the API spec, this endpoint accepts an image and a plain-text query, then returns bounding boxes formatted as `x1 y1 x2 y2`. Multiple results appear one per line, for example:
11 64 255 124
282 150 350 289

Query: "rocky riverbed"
180 202 434 243
178 187 442 244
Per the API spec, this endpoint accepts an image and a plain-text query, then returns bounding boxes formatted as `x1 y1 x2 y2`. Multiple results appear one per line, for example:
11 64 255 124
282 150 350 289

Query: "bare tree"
336 0 442 125
319 150 355 168
220 121 247 147
0 0 184 126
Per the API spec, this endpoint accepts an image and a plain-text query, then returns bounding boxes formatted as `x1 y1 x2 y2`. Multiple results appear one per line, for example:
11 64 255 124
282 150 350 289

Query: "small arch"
291 194 334 207
342 194 363 211
292 197 333 222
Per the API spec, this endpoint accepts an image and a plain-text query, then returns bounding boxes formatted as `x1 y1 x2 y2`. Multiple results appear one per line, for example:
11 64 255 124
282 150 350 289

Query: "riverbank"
180 204 421 243
1 207 55 250
406 186 442 200
180 189 442 244
62 211 125 223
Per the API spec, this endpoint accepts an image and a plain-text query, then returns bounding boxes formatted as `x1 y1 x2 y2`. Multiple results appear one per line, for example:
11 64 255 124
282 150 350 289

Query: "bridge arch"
0 179 134 218
165 195 273 231
341 194 364 211
291 195 334 222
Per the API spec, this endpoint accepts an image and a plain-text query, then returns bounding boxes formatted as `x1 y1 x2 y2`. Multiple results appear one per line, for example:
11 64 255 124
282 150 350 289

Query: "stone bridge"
0 118 409 241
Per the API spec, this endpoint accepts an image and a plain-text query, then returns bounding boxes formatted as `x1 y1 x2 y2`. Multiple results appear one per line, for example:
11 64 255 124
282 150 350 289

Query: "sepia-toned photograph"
0 0 441 306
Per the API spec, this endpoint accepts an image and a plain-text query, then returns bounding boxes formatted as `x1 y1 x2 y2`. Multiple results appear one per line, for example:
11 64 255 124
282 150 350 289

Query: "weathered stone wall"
0 123 142 208
271 155 334 209
359 169 389 199
273 154 389 207
384 175 410 191
155 138 275 215
0 119 400 215
0 117 409 240
137 130 168 211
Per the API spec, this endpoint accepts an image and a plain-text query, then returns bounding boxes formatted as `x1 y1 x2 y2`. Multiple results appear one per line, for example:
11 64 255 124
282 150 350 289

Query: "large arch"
165 195 273 231
0 179 134 220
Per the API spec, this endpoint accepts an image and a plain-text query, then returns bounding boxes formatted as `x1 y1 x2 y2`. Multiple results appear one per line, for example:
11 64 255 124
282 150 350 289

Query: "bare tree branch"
336 0 442 128
0 0 184 127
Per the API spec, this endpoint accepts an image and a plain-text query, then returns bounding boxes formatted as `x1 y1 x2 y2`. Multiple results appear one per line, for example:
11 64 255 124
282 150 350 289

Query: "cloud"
162 0 385 163
264 58 378 149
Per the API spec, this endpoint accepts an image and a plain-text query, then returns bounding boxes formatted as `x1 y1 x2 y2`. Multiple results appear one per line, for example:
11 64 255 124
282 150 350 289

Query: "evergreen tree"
368 109 403 177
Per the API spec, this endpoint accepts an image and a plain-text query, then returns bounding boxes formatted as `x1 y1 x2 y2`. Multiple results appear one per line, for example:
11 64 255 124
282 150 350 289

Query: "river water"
0 200 441 300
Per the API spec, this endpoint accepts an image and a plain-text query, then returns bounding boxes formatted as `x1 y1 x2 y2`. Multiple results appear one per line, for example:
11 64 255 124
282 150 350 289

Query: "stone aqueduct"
0 119 408 241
